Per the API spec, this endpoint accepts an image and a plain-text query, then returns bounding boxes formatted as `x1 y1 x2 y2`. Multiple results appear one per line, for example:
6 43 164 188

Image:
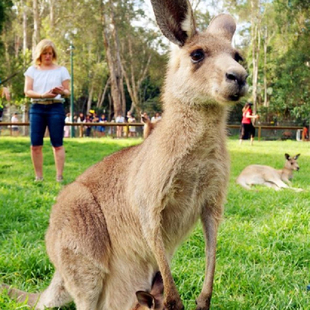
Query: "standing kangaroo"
236 153 301 191
1 0 247 309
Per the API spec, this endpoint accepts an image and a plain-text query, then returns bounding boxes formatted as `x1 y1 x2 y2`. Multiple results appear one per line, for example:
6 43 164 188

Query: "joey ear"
285 153 290 160
136 291 155 309
206 14 236 42
294 154 300 160
150 0 196 46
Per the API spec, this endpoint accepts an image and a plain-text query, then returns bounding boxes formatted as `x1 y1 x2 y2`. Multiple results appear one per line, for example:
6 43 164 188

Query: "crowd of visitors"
62 111 162 139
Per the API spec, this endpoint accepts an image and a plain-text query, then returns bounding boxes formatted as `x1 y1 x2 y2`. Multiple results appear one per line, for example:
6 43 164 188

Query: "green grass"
0 137 309 309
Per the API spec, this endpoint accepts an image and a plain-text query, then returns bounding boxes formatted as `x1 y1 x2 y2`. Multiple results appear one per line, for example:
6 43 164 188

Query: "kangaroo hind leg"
57 249 107 310
35 270 72 309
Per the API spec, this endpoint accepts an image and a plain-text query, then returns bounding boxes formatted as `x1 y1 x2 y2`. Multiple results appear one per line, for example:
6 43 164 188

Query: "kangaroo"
1 1 247 309
141 113 159 139
1 271 164 310
236 153 301 191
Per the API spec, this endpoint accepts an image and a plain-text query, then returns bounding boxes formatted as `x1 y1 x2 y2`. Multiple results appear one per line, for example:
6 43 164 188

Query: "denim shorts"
29 103 65 147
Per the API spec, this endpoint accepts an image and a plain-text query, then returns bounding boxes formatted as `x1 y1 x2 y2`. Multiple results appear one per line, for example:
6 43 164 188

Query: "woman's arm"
245 111 258 119
1 86 10 101
24 76 57 99
51 79 70 97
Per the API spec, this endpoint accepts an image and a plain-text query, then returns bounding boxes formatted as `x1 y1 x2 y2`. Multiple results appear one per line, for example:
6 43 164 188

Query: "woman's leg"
48 104 65 181
31 145 44 179
53 146 65 181
30 105 46 180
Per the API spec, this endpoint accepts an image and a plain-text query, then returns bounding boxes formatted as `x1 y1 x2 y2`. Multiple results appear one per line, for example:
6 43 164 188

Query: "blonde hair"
33 39 58 66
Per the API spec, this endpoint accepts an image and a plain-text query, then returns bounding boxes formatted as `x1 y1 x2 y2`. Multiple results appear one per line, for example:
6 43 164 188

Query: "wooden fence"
0 122 308 141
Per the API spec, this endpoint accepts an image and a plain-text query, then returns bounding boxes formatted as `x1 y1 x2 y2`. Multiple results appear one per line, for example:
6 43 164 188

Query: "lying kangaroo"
1 1 247 309
236 153 301 190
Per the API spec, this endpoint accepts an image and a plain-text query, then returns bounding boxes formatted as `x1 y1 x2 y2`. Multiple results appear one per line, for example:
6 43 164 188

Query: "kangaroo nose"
226 71 247 86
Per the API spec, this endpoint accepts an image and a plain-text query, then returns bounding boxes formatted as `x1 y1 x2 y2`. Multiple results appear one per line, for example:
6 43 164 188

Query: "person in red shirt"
239 102 259 145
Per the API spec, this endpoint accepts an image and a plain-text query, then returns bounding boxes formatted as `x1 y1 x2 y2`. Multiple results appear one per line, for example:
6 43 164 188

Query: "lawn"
0 137 309 309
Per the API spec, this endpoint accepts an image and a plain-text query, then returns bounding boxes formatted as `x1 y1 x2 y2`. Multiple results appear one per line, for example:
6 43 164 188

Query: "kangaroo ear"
135 272 164 310
294 154 300 160
285 153 290 160
206 14 236 42
150 0 196 46
150 272 164 297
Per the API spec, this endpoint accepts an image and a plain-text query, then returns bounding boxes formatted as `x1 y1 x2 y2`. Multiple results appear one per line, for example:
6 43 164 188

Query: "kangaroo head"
134 272 164 310
284 153 300 171
150 0 248 106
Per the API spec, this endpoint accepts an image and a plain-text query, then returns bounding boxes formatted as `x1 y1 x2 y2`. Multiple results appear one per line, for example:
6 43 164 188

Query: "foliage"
1 0 310 122
222 0 310 124
0 137 309 309
0 0 13 35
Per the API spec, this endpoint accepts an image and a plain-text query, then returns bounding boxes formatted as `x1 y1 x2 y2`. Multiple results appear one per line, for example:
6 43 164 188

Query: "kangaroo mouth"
229 94 241 101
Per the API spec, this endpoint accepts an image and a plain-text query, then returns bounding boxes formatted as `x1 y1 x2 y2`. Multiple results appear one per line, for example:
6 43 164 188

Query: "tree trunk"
49 0 55 30
101 1 125 117
121 37 152 114
97 78 110 108
32 0 40 50
22 2 27 55
87 84 94 113
263 26 268 108
250 0 260 115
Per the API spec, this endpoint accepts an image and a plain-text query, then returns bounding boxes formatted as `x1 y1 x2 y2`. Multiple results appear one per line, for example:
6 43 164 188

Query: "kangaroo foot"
195 296 211 310
164 297 184 310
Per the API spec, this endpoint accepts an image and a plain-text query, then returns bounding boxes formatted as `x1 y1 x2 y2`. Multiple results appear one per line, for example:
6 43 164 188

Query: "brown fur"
1 272 163 310
1 1 247 309
236 153 301 191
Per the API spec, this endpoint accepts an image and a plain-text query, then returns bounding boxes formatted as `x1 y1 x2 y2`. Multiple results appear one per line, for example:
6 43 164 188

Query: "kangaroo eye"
234 52 243 63
190 49 205 63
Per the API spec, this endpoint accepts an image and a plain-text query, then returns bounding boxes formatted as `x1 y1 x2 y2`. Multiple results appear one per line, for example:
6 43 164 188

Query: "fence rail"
0 122 308 141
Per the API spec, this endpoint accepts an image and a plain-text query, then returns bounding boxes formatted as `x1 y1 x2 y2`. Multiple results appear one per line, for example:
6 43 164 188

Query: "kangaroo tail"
1 283 40 306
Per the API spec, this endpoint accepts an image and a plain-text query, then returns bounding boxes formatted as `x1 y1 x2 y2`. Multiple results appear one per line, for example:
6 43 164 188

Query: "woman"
239 102 258 145
24 39 70 182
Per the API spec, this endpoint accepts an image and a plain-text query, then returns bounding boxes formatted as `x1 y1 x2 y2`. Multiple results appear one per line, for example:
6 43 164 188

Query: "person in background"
84 114 93 137
0 85 10 102
115 113 124 138
98 113 107 137
151 112 162 123
77 112 85 137
0 86 10 135
127 111 136 137
239 102 259 145
24 39 70 182
64 112 71 138
92 112 100 138
11 112 19 136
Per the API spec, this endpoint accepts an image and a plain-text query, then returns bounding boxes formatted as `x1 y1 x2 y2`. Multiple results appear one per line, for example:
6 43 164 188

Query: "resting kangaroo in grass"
236 153 301 191
1 1 247 309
